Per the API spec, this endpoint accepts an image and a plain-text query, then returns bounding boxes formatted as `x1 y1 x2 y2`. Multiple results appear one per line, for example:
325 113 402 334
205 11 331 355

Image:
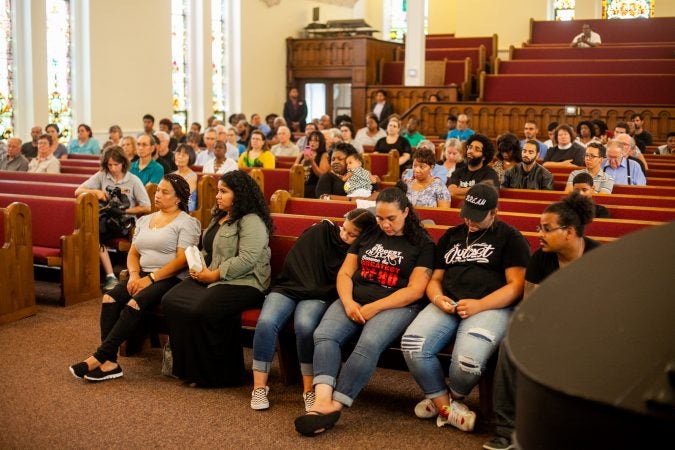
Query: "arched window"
211 0 228 121
0 0 14 139
385 0 428 42
172 0 189 129
603 0 654 19
46 0 72 142
554 0 576 21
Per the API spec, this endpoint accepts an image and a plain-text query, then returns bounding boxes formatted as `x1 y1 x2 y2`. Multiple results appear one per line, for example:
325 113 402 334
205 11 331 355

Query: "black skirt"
161 278 264 387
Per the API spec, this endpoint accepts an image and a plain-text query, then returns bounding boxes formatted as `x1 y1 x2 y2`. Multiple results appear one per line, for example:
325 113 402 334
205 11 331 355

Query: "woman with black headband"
69 174 201 382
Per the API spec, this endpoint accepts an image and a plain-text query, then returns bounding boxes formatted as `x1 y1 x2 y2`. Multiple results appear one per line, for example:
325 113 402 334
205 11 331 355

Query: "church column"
404 0 425 86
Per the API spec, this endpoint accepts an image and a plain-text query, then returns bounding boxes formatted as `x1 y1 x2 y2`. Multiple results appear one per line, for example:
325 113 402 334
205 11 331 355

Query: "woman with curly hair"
237 129 275 169
294 187 434 436
162 170 273 387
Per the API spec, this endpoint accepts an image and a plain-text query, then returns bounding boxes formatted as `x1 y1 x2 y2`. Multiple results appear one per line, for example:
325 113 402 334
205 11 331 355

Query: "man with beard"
447 134 499 197
501 140 554 190
520 121 548 160
483 192 600 450
315 143 376 199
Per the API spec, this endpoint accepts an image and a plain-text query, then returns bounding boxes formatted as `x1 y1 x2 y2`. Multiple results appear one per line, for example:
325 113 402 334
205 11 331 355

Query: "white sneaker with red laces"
436 401 476 432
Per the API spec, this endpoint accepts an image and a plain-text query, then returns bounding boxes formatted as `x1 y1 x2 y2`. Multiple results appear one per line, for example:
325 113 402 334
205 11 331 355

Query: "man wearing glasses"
448 134 499 198
565 142 614 194
601 140 646 186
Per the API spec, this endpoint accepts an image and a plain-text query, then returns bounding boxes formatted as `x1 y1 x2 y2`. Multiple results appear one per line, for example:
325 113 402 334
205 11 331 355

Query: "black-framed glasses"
536 225 568 233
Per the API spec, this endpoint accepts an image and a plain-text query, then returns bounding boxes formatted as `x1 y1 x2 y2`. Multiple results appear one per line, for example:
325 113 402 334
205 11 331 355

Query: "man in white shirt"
571 24 601 48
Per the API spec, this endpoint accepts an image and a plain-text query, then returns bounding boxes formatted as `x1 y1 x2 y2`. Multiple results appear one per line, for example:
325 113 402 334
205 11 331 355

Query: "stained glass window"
387 0 428 42
603 0 654 19
554 0 576 21
46 0 72 142
211 0 227 120
0 0 14 139
172 0 189 129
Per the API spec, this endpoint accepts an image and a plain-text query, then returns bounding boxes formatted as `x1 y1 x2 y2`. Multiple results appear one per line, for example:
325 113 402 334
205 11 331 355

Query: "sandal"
294 411 341 437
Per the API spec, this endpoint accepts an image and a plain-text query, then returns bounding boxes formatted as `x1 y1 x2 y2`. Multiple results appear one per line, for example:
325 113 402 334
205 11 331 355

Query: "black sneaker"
84 365 123 382
69 362 90 379
483 436 515 450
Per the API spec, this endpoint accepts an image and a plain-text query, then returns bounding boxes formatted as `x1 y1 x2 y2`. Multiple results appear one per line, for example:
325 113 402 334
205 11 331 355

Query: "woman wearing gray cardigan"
162 170 273 387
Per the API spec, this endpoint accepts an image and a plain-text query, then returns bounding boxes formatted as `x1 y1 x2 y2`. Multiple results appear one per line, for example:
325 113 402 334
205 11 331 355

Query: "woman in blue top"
68 123 101 155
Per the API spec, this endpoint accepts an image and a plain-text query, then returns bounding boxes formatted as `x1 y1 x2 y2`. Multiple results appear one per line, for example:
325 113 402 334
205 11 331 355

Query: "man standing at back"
571 24 601 48
521 121 548 160
447 114 475 142
502 140 554 190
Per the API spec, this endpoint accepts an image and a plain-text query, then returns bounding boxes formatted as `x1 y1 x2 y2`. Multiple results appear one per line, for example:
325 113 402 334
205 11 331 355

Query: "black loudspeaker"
313 7 319 22
507 221 675 449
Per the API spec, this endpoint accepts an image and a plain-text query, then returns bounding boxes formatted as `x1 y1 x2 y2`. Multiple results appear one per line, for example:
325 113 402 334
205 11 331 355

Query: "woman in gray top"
69 174 201 382
162 170 273 387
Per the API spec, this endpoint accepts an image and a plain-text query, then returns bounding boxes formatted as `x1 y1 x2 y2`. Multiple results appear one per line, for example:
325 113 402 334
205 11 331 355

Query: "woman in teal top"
68 123 101 155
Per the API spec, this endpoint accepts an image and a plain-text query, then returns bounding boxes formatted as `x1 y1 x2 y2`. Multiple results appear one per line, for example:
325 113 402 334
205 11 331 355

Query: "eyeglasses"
536 225 568 233
584 154 601 159
467 145 483 152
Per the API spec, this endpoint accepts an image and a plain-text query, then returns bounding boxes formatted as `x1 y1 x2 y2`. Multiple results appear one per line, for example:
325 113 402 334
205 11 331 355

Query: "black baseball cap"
460 183 498 222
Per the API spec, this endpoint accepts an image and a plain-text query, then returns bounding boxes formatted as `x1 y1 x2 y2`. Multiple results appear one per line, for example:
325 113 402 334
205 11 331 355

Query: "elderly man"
601 139 646 186
615 133 648 173
447 114 475 142
0 137 29 171
502 140 554 190
21 126 41 158
565 142 614 194
571 24 601 48
520 121 548 160
195 127 218 166
154 131 176 172
271 126 299 157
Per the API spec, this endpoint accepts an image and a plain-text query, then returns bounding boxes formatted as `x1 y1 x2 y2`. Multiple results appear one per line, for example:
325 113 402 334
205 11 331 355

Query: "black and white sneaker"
251 386 270 410
84 365 123 382
69 362 90 379
483 436 515 450
303 391 316 412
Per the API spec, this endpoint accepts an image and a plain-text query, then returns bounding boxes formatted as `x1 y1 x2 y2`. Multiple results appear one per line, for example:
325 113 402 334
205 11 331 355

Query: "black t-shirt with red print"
349 227 434 304
435 220 530 302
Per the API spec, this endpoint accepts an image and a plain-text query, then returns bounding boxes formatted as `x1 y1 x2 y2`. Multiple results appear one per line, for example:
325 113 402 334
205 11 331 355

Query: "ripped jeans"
402 302 512 397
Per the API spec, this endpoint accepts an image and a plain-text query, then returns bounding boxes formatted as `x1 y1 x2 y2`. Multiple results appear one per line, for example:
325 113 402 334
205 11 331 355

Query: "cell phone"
304 146 313 158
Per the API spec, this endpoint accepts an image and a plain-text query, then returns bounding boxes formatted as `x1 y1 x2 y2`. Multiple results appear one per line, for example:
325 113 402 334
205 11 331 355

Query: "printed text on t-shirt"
444 242 495 264
361 244 403 287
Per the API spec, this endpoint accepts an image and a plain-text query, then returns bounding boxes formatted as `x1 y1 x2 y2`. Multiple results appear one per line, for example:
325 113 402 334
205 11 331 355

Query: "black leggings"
94 273 180 364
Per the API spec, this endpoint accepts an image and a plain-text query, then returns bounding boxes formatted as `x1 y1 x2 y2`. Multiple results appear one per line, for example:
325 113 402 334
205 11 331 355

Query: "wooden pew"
398 46 486 78
510 44 675 60
0 193 100 306
500 188 675 208
380 59 472 96
67 154 100 161
495 58 675 75
61 165 100 175
246 166 305 201
528 17 675 45
362 150 400 181
0 180 78 198
426 34 498 69
0 170 90 184
479 73 675 105
0 202 36 324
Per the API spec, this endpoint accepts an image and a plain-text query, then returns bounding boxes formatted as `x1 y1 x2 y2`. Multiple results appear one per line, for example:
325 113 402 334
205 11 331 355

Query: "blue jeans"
313 300 420 407
402 302 512 397
252 292 330 377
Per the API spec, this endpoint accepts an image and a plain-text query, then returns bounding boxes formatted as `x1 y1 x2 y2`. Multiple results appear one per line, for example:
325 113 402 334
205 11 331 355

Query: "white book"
185 245 206 273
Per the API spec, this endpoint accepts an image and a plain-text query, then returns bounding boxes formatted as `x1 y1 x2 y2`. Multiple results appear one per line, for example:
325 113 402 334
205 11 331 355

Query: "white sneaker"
302 391 316 412
436 401 476 432
250 386 270 410
414 398 439 419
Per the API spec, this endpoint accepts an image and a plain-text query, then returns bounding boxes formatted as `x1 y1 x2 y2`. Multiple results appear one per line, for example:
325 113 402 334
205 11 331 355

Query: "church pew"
0 170 90 184
269 190 662 239
529 17 675 45
380 59 472 95
500 188 675 208
550 173 675 188
61 165 100 175
362 151 400 181
0 180 78 198
192 174 217 229
479 73 675 105
245 166 305 201
59 158 101 167
524 41 675 48
0 193 100 307
495 58 675 75
511 45 675 60
426 35 497 67
0 202 36 324
275 155 297 169
399 46 486 77
67 154 100 161
612 184 675 196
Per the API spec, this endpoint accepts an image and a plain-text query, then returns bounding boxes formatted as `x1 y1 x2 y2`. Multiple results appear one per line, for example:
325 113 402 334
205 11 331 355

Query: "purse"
161 338 176 378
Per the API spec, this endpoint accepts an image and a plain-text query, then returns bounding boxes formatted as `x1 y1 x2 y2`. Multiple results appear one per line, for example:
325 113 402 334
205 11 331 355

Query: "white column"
14 0 40 137
187 0 206 126
70 0 91 126
404 0 425 86
226 0 241 116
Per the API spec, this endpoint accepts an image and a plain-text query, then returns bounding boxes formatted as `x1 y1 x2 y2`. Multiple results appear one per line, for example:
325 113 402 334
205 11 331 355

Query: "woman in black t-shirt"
250 210 376 412
374 117 413 172
294 188 434 436
402 183 530 432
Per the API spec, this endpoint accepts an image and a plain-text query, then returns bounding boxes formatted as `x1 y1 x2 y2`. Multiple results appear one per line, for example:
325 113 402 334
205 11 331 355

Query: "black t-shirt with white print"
447 164 499 188
350 227 435 304
436 220 530 301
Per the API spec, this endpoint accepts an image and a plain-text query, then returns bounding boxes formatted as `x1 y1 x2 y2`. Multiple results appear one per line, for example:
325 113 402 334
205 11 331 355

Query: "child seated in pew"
343 153 373 198
571 172 610 219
